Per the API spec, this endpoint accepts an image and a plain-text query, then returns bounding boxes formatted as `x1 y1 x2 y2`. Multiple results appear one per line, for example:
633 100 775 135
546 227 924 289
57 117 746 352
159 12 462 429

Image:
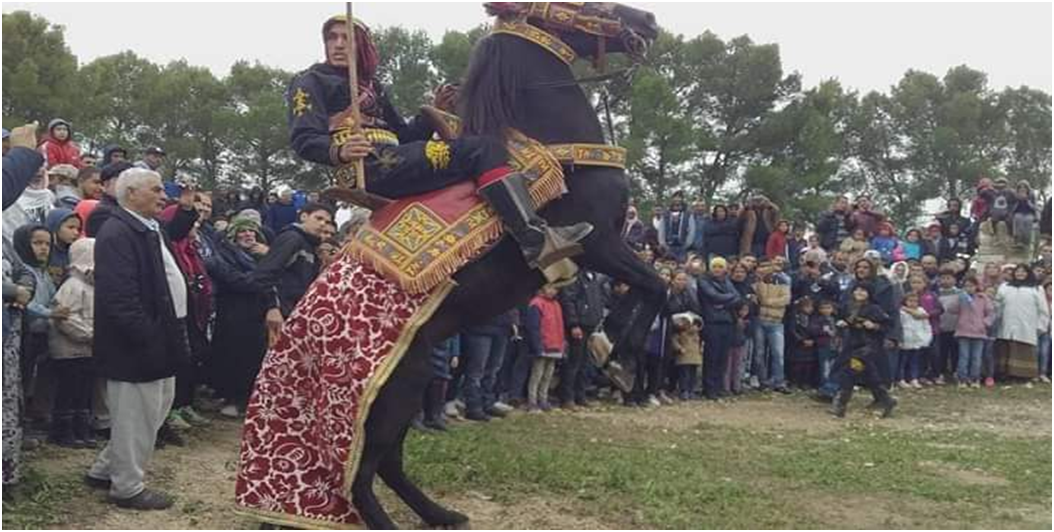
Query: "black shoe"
879 396 898 419
478 172 593 270
111 488 174 510
73 413 98 449
465 410 491 422
810 392 834 404
484 406 508 418
84 474 111 490
829 391 849 418
410 416 428 432
423 417 448 432
157 424 186 448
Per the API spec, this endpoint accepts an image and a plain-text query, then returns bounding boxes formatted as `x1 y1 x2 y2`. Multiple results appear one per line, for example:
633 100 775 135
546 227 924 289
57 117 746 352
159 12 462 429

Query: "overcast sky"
4 2 1051 94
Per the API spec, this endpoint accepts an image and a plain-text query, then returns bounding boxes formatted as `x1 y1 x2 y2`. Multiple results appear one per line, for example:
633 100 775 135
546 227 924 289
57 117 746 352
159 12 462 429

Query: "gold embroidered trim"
547 143 627 169
492 19 577 66
424 140 452 170
332 127 399 147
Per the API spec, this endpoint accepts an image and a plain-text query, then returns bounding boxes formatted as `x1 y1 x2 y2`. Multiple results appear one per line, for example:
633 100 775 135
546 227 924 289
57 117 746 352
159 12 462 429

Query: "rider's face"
326 25 350 67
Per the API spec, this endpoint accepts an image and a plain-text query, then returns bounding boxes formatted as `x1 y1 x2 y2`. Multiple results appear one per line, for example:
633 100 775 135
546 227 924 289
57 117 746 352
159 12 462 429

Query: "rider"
288 15 592 270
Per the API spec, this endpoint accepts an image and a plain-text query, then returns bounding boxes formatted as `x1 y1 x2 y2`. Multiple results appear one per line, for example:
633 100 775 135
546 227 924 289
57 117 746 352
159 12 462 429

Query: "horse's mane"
458 34 525 138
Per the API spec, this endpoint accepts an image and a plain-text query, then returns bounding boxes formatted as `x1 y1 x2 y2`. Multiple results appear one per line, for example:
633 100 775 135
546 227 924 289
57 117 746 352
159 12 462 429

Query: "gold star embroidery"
376 149 403 171
849 358 865 373
292 87 312 117
424 141 451 171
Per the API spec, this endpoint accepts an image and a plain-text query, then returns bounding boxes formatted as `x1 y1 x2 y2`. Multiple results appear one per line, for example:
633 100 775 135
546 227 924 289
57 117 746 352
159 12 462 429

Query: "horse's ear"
482 2 524 17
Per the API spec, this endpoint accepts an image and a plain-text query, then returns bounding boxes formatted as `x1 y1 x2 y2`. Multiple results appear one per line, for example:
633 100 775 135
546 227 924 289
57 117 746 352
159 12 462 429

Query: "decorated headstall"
484 2 651 64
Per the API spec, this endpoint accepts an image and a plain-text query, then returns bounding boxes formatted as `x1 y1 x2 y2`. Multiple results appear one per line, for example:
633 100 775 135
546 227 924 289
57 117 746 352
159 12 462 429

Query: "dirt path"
23 386 1052 529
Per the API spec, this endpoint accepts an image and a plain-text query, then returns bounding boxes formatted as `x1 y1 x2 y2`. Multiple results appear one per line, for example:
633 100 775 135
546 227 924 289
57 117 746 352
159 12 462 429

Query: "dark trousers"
837 354 887 398
52 358 93 415
174 320 202 409
630 353 664 402
20 331 47 402
504 338 533 402
788 360 819 388
558 334 590 404
676 365 699 398
704 324 733 398
365 136 508 199
932 332 958 379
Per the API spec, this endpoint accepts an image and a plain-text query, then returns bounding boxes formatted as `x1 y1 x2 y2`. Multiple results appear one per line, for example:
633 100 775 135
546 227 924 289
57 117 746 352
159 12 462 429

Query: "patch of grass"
2 468 84 529
404 389 1051 529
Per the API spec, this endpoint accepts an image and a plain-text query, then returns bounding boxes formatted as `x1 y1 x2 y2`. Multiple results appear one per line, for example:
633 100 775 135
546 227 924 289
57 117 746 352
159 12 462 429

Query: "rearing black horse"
351 5 663 529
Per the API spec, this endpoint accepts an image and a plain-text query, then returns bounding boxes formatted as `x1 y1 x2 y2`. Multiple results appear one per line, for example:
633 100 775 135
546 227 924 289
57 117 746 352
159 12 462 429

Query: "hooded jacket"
38 118 83 169
46 207 79 285
13 224 57 333
101 144 128 167
50 238 95 360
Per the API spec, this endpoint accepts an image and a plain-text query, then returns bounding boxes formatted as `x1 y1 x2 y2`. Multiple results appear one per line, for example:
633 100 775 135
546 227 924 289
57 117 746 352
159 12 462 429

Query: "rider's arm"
289 73 338 167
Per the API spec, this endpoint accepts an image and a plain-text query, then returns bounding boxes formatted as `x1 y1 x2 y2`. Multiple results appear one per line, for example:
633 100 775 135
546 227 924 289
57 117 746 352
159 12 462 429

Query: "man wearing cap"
86 162 134 238
135 146 166 172
50 164 84 209
697 256 743 400
287 15 592 270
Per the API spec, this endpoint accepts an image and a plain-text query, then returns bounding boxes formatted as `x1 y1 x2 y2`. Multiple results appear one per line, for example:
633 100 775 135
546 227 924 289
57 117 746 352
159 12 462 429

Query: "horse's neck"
517 87 606 145
512 55 607 145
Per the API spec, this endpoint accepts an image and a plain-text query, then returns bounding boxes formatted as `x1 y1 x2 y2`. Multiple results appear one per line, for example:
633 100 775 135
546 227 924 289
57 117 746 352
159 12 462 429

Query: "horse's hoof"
430 520 472 528
425 510 470 530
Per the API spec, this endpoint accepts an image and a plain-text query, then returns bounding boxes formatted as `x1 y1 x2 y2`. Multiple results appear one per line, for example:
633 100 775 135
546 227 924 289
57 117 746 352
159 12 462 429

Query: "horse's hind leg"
379 431 469 528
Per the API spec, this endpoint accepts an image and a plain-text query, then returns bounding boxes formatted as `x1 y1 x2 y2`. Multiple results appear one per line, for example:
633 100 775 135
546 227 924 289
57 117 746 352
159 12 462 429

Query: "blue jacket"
266 202 300 234
3 147 45 211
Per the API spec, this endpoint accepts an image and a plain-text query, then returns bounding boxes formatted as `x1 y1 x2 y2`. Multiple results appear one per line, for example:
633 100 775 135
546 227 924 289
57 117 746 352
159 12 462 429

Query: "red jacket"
529 295 566 353
765 230 788 260
39 136 83 169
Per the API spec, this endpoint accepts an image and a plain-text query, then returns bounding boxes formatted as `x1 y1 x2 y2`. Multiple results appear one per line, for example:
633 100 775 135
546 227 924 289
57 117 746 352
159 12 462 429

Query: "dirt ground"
10 383 1054 528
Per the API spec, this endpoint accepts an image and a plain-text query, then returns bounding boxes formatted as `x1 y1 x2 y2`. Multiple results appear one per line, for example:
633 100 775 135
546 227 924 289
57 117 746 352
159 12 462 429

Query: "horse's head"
484 2 658 62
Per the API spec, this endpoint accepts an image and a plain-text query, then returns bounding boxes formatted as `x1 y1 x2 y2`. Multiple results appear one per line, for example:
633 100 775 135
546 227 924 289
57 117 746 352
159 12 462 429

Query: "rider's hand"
433 84 459 112
339 134 373 163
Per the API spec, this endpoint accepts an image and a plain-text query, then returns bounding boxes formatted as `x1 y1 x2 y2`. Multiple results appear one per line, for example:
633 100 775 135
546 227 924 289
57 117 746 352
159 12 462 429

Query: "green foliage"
2 11 1049 206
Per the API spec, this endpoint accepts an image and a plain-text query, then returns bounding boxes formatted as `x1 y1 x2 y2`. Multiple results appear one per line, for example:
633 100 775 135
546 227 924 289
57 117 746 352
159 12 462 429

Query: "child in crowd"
670 312 702 401
788 296 818 389
938 222 971 262
811 300 838 386
12 224 68 419
726 301 750 395
525 285 565 413
954 277 995 388
47 238 96 447
840 228 870 266
831 284 896 418
905 274 942 386
45 209 82 286
981 284 1001 388
933 268 962 384
900 229 926 262
899 292 934 389
870 222 899 265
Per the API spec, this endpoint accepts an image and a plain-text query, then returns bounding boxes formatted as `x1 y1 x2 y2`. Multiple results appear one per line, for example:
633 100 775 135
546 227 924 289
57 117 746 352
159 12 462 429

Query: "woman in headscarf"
994 264 1049 380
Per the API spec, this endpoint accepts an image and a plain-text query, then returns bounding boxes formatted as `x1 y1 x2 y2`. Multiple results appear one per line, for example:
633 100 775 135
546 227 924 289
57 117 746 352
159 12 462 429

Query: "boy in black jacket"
831 284 898 418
